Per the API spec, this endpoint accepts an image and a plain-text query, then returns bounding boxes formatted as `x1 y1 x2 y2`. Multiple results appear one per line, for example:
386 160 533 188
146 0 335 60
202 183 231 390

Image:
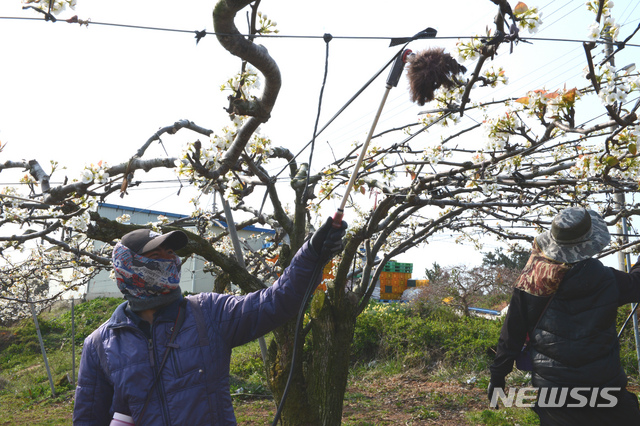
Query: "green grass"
0 297 124 425
467 407 540 425
3 298 636 424
229 336 271 397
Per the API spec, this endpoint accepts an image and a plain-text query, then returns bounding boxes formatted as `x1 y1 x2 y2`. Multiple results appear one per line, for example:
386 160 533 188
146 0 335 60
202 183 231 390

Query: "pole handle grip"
386 49 413 87
332 210 344 228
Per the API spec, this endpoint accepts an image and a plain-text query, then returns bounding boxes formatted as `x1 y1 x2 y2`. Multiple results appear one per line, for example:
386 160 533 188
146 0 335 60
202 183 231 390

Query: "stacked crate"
379 261 413 300
406 279 429 288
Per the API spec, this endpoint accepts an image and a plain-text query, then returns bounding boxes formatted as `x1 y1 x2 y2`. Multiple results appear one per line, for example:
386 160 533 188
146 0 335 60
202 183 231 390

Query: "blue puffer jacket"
73 241 321 425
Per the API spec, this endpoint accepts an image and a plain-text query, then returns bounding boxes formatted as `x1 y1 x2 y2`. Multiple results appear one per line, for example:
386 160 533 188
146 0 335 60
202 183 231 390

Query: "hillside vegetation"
1 297 638 425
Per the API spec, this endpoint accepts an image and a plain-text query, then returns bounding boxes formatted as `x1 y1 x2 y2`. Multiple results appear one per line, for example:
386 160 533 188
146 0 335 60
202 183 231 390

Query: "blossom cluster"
453 3 542 64
481 112 523 151
22 0 76 15
515 87 579 122
66 210 91 232
422 145 448 166
220 65 262 100
587 63 640 106
481 67 509 88
514 5 543 34
586 0 619 41
570 126 640 184
256 11 279 35
80 162 110 185
62 197 98 231
454 37 485 64
222 171 245 206
116 214 131 224
571 149 605 180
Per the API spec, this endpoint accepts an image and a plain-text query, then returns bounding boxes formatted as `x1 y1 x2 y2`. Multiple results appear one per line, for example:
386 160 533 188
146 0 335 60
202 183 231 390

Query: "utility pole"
606 29 640 373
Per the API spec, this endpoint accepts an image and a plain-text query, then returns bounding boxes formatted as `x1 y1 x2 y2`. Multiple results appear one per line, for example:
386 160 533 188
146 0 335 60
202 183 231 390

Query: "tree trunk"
264 288 360 425
308 291 359 425
266 322 320 425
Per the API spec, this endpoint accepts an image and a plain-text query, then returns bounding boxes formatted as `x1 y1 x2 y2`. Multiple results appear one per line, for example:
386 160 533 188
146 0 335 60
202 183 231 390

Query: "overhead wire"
1 13 639 47
303 33 333 202
619 0 640 26
540 1 585 31
317 0 599 154
3 6 640 211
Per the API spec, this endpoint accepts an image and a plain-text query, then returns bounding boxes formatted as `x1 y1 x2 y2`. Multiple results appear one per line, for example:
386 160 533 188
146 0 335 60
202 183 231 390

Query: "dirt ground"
234 370 490 425
234 373 640 425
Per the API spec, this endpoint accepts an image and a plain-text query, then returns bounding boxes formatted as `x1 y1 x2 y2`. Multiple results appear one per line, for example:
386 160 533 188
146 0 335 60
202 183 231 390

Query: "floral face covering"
515 241 572 297
112 242 182 300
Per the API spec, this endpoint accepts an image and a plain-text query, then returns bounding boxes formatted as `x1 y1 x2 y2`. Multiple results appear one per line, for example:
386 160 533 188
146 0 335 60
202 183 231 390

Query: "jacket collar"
107 297 183 329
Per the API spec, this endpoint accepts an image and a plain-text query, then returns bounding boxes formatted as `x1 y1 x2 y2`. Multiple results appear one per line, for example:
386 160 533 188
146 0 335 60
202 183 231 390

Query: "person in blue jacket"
73 217 347 425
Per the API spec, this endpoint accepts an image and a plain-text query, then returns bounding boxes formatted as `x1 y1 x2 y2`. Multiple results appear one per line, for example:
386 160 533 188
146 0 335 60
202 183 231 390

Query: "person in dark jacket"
73 217 347 425
488 206 640 425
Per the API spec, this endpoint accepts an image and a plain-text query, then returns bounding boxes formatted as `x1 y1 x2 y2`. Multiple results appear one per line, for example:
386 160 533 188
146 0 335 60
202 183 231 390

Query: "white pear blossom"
587 22 600 40
67 211 90 232
95 169 109 184
528 13 543 34
481 182 498 196
80 168 94 184
614 90 627 102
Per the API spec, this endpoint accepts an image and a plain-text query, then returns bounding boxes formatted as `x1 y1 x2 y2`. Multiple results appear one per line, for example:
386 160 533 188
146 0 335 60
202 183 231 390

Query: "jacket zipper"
150 322 172 426
110 316 173 425
148 338 155 367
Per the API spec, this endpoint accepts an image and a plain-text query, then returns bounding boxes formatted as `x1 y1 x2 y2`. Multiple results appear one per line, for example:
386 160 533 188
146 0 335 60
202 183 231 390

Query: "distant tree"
425 261 444 282
426 263 520 314
482 246 530 270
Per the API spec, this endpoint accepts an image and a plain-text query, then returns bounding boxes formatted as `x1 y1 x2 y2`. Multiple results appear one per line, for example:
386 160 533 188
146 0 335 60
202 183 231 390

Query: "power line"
1 14 639 48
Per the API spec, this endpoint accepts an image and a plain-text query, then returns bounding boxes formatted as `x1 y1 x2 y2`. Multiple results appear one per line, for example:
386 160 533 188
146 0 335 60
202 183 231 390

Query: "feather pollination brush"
406 48 467 106
329 47 466 227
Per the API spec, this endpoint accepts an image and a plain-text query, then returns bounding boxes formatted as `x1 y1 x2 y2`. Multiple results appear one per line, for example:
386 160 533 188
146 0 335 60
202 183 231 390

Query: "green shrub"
352 300 503 371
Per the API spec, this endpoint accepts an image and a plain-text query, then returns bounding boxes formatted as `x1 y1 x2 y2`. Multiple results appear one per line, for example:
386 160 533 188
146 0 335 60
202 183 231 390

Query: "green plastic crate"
382 261 413 273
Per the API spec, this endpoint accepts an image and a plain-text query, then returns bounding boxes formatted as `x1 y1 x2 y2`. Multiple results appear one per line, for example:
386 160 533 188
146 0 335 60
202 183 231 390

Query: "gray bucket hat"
535 207 611 264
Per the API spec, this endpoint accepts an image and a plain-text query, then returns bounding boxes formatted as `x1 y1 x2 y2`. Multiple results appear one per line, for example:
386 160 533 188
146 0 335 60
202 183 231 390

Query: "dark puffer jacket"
73 241 320 425
530 258 627 389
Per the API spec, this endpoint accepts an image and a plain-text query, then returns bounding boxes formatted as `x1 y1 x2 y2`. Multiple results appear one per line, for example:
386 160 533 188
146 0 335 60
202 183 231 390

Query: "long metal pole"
607 19 640 372
71 298 75 387
615 192 640 374
30 301 56 397
333 49 412 225
623 204 640 373
337 85 392 215
191 255 197 293
221 197 269 364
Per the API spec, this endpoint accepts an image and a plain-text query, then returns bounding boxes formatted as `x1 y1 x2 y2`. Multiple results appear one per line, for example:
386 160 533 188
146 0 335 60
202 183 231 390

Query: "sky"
1 0 639 276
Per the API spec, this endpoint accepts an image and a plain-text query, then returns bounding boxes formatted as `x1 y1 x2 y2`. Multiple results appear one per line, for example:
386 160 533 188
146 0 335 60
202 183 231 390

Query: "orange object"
380 292 401 300
322 261 335 280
